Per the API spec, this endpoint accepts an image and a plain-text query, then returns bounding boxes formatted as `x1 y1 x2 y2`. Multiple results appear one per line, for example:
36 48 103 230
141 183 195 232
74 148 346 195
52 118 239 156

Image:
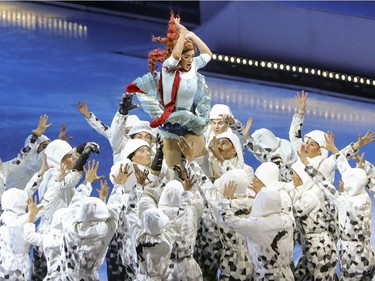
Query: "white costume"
0 188 31 280
305 152 375 280
209 131 254 182
219 187 294 280
291 161 338 281
23 208 68 281
125 183 179 281
60 181 124 281
154 180 204 281
245 128 297 182
6 134 50 190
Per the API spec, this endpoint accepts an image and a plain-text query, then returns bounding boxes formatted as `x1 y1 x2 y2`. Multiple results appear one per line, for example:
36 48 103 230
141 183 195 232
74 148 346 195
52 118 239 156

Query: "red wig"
148 12 181 76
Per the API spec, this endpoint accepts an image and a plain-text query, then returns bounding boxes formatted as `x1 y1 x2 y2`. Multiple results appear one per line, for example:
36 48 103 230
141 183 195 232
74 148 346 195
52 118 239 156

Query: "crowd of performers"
1 13 375 281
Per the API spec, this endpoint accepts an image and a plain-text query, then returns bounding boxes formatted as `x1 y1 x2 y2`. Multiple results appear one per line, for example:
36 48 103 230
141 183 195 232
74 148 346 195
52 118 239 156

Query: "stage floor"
1 2 374 279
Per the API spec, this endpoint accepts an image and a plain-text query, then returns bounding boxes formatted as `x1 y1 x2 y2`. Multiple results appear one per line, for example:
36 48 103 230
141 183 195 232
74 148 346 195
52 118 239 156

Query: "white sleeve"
24 223 44 247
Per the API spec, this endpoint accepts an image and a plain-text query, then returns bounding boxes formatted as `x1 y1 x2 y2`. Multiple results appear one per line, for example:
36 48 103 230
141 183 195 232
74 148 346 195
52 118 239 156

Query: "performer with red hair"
126 13 212 171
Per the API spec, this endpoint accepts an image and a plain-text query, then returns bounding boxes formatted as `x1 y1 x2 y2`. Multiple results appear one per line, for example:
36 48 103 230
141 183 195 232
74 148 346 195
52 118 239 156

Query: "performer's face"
131 132 153 145
291 170 303 187
132 146 152 167
217 138 237 160
180 50 195 71
210 118 228 135
304 138 321 158
61 153 75 170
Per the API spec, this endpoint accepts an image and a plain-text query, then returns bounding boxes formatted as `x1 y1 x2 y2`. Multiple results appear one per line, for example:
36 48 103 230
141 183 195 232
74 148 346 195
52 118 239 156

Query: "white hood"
128 120 155 140
252 128 280 151
291 160 315 191
251 187 281 217
140 207 169 236
44 139 73 168
76 197 110 223
209 104 233 120
214 169 249 197
304 130 328 159
121 139 150 161
216 131 244 166
342 168 368 196
254 162 280 187
1 188 28 215
159 180 184 208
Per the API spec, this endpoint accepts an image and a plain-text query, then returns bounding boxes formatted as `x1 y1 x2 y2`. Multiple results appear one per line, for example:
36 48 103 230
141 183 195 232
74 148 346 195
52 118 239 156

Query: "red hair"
148 12 192 76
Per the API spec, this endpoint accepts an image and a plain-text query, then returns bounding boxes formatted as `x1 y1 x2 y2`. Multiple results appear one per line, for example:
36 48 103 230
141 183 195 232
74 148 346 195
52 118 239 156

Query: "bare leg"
162 138 182 169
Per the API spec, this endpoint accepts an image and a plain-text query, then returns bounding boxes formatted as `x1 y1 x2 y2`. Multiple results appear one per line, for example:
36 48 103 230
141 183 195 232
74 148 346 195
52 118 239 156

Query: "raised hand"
352 130 375 151
58 123 73 142
242 117 253 140
39 153 52 176
323 131 339 154
26 196 43 223
77 101 91 119
182 169 197 192
111 163 132 185
221 113 235 125
133 164 149 186
298 144 309 166
354 152 365 169
119 93 139 115
295 90 308 115
209 136 225 164
56 162 70 182
32 114 52 136
178 136 194 163
96 179 109 203
83 160 104 184
223 180 237 199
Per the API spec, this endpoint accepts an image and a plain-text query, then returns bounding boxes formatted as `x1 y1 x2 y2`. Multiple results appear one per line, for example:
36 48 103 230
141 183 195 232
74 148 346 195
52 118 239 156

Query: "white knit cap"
121 139 150 161
1 188 28 215
291 160 314 187
126 114 140 128
140 207 169 235
251 187 281 217
44 139 73 167
216 131 244 166
159 180 184 208
304 130 328 159
342 168 368 196
76 197 110 223
254 162 280 187
209 104 233 120
214 169 249 197
251 128 280 151
128 120 155 139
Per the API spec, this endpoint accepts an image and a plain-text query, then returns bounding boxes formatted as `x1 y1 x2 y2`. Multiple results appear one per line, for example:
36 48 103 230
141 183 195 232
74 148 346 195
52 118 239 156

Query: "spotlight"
353 77 358 83
335 74 340 79
298 67 303 73
292 66 297 72
248 60 253 66
304 68 309 74
347 76 352 82
285 65 290 71
360 78 364 84
236 58 241 64
260 61 266 67
322 71 327 77
218 55 223 61
279 64 284 70
341 75 346 81
213 54 217 60
224 56 229 62
273 63 278 69
230 57 235 63
366 79 371 85
242 59 247 64
329 72 334 78
311 69 315 75
267 62 272 68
